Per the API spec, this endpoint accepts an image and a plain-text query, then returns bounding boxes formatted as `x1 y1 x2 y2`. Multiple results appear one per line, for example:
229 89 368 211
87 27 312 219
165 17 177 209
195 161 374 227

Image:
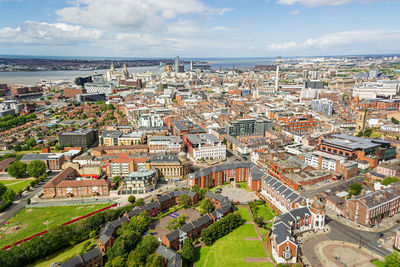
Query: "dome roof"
311 200 325 210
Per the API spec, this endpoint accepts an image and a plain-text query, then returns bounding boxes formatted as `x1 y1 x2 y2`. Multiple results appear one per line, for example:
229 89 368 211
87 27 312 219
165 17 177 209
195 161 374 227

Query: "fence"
2 203 117 250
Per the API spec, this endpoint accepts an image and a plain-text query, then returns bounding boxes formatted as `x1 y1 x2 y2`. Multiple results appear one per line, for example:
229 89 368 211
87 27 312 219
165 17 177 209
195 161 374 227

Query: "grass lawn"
196 224 272 267
254 204 275 221
28 238 96 267
372 260 386 267
0 179 33 193
0 204 111 248
238 207 252 222
258 227 268 236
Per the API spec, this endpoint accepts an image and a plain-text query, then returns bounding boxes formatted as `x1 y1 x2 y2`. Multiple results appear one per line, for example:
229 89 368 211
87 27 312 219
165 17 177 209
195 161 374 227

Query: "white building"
186 134 226 161
138 113 164 128
352 80 399 100
148 136 183 154
84 83 113 96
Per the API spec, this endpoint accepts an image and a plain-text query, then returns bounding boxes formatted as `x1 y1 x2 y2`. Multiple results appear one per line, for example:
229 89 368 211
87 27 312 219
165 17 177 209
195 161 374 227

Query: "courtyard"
148 208 202 239
219 185 259 203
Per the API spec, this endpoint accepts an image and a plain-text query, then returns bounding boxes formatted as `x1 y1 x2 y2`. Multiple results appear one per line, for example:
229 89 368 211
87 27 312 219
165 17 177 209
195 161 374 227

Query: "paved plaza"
220 186 258 203
315 241 377 267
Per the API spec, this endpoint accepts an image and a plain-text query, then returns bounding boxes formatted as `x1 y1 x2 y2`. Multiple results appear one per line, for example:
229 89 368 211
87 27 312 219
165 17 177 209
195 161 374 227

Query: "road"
326 216 393 257
302 215 397 266
0 174 55 225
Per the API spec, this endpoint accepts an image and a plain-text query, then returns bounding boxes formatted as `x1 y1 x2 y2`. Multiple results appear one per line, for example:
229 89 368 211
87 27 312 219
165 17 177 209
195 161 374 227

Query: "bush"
128 195 136 204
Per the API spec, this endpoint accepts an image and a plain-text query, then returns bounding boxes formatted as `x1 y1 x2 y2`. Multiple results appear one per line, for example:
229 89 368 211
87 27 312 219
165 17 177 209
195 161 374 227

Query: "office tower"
275 56 281 92
175 56 180 73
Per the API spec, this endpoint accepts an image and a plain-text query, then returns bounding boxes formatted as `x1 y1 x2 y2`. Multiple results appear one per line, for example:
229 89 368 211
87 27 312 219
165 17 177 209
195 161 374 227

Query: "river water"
0 58 275 85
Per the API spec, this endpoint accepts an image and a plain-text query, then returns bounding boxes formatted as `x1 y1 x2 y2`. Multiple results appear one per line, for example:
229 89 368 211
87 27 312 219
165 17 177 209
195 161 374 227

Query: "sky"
0 0 399 58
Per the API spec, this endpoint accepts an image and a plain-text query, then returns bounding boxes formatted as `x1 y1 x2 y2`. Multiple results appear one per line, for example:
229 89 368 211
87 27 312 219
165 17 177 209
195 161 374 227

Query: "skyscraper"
275 56 281 92
175 56 180 73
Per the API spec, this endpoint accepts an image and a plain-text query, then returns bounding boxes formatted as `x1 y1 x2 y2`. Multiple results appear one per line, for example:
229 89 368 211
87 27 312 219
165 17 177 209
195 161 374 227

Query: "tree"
135 198 145 207
181 238 197 263
191 184 200 193
370 132 381 139
8 161 27 178
391 117 399 124
349 183 363 195
200 198 214 213
382 177 399 186
13 145 21 151
178 194 190 208
25 138 37 148
385 250 400 267
111 256 125 267
167 214 187 230
27 160 46 178
26 198 31 205
255 216 264 226
145 253 164 267
128 195 136 204
126 235 159 267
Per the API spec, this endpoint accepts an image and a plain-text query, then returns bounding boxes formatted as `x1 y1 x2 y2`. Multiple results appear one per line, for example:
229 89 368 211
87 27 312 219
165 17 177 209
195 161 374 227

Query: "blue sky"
0 0 399 57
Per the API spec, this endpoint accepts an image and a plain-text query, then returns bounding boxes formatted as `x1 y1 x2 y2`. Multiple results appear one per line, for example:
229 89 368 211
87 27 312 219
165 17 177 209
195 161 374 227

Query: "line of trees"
0 183 15 212
0 203 139 267
0 114 36 131
201 211 243 246
105 212 163 267
8 159 46 179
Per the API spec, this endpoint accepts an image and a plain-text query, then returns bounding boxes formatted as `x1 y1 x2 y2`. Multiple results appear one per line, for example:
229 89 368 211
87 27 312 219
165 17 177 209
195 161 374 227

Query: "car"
397 219 400 223
376 241 381 248
376 232 384 238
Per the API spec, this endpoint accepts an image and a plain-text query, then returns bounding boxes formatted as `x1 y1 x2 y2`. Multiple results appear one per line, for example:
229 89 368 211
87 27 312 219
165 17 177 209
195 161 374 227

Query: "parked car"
376 241 381 248
376 232 384 238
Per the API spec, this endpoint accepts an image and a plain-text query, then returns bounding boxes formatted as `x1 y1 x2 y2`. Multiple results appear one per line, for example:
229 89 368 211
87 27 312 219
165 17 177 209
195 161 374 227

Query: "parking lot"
148 208 202 239
219 186 259 203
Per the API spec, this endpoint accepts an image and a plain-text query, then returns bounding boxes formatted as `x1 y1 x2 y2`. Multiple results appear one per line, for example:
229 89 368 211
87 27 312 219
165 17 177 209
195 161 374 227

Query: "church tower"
355 108 368 136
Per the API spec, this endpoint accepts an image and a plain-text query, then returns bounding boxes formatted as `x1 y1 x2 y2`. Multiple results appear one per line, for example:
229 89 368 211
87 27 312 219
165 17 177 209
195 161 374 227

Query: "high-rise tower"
275 56 281 92
175 56 180 73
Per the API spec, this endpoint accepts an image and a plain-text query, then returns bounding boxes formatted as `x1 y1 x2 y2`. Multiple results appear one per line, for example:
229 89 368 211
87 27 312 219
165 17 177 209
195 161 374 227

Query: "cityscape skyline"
0 0 400 57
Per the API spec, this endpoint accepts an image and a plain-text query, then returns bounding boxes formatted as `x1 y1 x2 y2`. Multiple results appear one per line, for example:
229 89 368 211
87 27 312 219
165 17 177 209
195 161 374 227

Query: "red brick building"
43 167 111 198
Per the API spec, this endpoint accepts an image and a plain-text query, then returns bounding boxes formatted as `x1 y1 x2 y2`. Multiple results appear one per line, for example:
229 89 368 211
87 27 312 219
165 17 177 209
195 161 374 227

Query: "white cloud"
290 10 300 14
266 29 400 51
56 0 208 31
267 41 297 50
167 20 199 36
212 26 237 31
275 0 397 6
0 20 102 45
219 8 234 15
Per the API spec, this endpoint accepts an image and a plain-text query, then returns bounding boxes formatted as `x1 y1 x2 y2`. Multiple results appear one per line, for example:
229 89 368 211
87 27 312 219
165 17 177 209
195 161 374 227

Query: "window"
283 246 292 259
